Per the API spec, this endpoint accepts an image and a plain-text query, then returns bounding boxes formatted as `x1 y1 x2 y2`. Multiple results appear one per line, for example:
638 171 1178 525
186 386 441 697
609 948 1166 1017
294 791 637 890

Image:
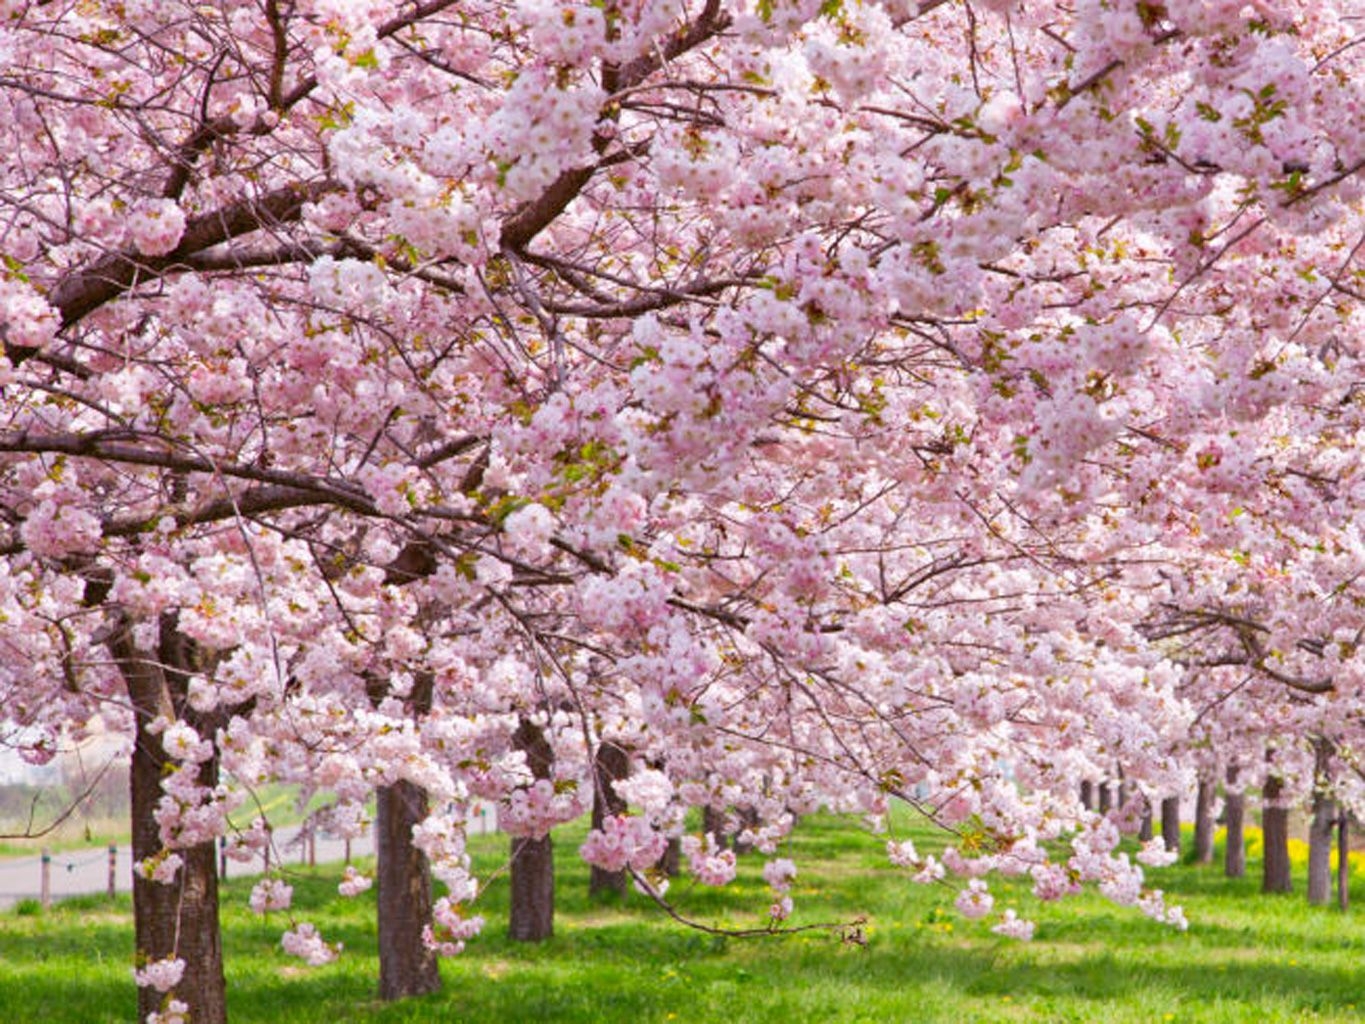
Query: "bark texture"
509 718 555 941
1138 805 1154 843
1224 766 1245 879
1308 741 1335 906
1160 796 1181 855
371 672 441 1000
114 618 227 1024
657 836 681 877
589 740 630 899
1338 816 1350 911
1262 775 1293 893
733 806 760 855
1194 777 1215 865
375 779 440 998
703 805 730 849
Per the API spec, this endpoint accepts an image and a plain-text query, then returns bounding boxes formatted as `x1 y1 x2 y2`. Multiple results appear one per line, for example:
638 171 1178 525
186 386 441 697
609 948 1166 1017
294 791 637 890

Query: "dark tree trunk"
1098 782 1113 815
1262 775 1293 893
1194 777 1215 865
733 806 760 855
589 740 630 899
509 718 555 942
370 673 440 1000
657 836 681 877
1309 793 1335 905
1224 765 1246 879
113 620 227 1024
1338 815 1350 912
703 805 729 849
1080 780 1096 812
1161 796 1181 855
1138 803 1154 843
375 779 440 999
1308 740 1335 906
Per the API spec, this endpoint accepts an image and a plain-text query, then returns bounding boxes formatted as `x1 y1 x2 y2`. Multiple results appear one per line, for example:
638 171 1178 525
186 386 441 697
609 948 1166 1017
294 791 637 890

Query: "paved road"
0 805 499 909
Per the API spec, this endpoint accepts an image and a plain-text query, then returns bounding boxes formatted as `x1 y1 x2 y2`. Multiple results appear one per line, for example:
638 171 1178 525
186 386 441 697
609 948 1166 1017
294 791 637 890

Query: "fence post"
40 849 51 909
107 845 117 899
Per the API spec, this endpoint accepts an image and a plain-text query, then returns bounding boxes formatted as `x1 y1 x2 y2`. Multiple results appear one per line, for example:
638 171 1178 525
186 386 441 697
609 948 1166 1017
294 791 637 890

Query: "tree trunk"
1194 777 1215 865
1080 780 1096 812
1262 775 1293 893
375 779 440 999
657 836 681 877
1138 803 1154 843
509 718 555 942
1098 782 1113 815
369 672 440 1000
1160 796 1181 855
1309 792 1335 905
1224 765 1245 879
589 739 630 899
1338 815 1350 912
114 620 227 1024
703 805 729 849
1308 740 1335 906
733 806 759 855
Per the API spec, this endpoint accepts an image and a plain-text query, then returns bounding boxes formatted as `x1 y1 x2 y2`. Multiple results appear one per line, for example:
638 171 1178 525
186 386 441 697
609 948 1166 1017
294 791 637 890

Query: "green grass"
1 815 1363 1022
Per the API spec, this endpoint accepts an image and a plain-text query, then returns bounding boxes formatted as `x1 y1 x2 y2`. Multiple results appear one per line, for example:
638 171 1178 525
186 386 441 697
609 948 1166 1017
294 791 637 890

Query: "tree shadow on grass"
6 821 1364 1024
4 899 1359 1024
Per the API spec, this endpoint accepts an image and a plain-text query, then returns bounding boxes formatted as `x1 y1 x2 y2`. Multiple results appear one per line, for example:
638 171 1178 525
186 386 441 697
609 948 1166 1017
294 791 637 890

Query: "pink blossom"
1138 889 1190 930
249 878 293 914
681 834 738 886
423 896 485 956
146 999 190 1024
338 866 373 897
762 858 797 893
991 909 1036 941
280 923 339 966
133 956 185 992
886 838 918 868
1136 837 1180 868
0 277 58 351
954 880 994 920
134 852 183 886
128 199 186 256
20 500 102 557
579 815 669 874
162 721 214 764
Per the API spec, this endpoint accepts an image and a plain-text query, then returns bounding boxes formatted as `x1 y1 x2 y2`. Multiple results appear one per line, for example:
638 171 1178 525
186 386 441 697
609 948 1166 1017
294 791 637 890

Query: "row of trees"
1086 769 1352 909
2 0 1365 1020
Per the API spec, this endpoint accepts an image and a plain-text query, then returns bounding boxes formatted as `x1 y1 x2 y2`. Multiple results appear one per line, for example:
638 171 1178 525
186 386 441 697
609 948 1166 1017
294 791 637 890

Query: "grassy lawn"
1 814 1362 1023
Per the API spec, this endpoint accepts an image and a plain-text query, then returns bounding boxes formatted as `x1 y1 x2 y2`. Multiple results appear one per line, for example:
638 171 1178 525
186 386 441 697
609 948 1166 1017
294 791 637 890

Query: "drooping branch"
46 181 338 334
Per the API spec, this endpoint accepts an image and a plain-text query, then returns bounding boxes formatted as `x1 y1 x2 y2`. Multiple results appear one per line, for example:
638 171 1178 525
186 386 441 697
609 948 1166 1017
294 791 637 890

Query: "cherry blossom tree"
4 1 1365 1022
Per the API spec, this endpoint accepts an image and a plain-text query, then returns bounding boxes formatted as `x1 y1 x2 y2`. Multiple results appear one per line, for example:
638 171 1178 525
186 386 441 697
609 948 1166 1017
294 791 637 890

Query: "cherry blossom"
2 1 1365 1017
280 923 340 966
133 957 186 993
